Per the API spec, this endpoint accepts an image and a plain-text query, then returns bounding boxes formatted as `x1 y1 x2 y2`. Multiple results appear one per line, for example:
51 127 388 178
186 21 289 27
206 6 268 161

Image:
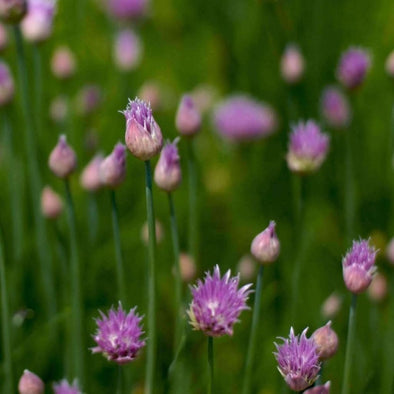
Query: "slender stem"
33 44 43 140
345 129 355 244
0 227 13 393
110 189 126 303
186 139 198 264
341 294 358 394
117 365 124 394
208 337 214 394
242 266 264 394
144 160 156 394
13 25 56 317
168 192 183 353
64 179 84 385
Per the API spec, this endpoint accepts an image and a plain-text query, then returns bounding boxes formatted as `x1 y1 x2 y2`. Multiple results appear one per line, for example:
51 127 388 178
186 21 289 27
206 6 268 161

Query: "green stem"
64 179 84 384
242 266 264 394
341 294 358 394
144 160 156 394
345 129 355 244
13 25 56 317
186 139 198 264
117 365 124 394
168 192 182 354
0 227 13 393
33 44 43 140
208 337 214 394
110 189 126 303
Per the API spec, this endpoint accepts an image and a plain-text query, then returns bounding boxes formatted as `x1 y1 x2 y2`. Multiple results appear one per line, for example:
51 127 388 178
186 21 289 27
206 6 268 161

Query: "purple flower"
53 379 81 394
75 85 101 116
99 143 126 188
48 135 77 178
304 381 331 394
108 0 149 21
213 95 277 141
280 44 305 84
321 86 351 129
175 95 201 136
18 369 44 394
286 120 329 174
92 302 145 365
0 61 14 106
250 221 280 264
312 321 339 361
274 327 320 391
187 265 252 337
122 97 163 161
80 154 104 192
336 47 371 90
154 138 182 192
51 46 76 80
114 29 142 71
342 239 377 294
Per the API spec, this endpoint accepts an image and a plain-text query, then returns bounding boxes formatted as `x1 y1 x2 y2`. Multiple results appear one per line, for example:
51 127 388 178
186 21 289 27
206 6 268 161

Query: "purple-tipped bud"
280 44 305 84
41 185 63 219
114 29 142 71
385 51 394 78
92 302 146 365
21 0 56 43
213 95 277 141
251 221 280 264
0 0 27 23
107 0 148 21
53 379 81 394
175 95 201 137
368 273 388 302
336 47 371 90
154 138 181 192
237 255 257 281
321 86 351 129
51 46 76 80
286 120 329 174
0 23 8 52
141 219 163 245
312 321 339 361
48 135 77 178
80 154 104 192
321 292 342 319
99 143 126 188
18 369 44 394
187 265 252 337
304 381 331 394
342 238 377 294
386 237 394 265
0 61 14 106
50 95 68 123
75 85 101 116
122 97 163 161
274 327 320 391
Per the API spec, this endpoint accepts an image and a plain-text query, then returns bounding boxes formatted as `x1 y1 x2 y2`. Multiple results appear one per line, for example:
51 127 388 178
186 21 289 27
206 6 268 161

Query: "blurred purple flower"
75 85 102 116
280 44 305 84
176 94 201 136
51 46 76 80
0 61 14 106
108 0 149 21
251 220 280 264
99 143 126 188
304 381 331 394
114 29 142 71
18 369 44 394
321 86 351 129
80 154 104 192
53 379 82 394
48 134 77 178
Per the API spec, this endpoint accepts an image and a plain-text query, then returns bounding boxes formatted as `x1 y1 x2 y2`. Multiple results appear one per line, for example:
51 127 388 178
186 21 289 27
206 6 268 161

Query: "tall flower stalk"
208 337 214 394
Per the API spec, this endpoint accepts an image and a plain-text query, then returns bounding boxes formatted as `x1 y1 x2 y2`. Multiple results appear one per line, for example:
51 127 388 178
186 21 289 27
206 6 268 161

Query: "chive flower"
80 154 104 192
175 94 201 136
304 381 331 394
41 185 63 219
53 379 82 394
48 135 77 178
51 46 76 80
250 220 280 264
321 86 351 129
312 321 339 361
18 369 44 394
280 44 305 84
114 29 142 71
107 0 149 21
0 0 27 24
99 143 126 188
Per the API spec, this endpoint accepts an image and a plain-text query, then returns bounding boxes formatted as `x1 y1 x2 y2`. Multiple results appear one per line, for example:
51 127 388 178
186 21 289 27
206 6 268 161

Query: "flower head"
114 29 142 71
18 369 44 394
0 61 14 106
51 46 76 80
0 0 27 24
21 0 56 43
154 138 182 192
281 44 305 84
342 238 377 294
53 379 81 394
274 327 320 391
41 185 63 219
321 86 351 129
336 47 371 90
92 302 145 365
108 0 149 21
251 221 280 264
48 135 77 178
99 143 126 188
122 97 163 160
304 381 331 394
187 265 252 337
286 120 329 174
80 154 104 192
213 95 277 141
175 95 201 136
312 321 339 361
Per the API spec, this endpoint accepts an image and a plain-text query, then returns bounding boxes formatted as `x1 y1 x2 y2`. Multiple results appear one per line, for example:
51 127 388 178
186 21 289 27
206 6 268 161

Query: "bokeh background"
1 0 394 393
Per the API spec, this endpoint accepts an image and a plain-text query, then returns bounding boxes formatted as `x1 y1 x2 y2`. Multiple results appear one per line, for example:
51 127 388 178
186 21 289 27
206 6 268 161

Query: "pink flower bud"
175 95 201 137
280 44 305 84
251 221 280 264
179 252 196 282
51 46 76 80
321 292 342 319
312 321 339 361
0 0 27 24
237 255 257 281
114 29 142 71
368 273 388 302
99 143 126 188
141 219 163 245
80 154 104 192
48 135 77 178
304 381 331 394
0 23 8 52
18 369 44 394
0 61 14 106
41 185 63 219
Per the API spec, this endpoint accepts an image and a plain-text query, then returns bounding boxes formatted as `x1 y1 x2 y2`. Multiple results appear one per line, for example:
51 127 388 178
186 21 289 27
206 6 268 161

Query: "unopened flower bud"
280 44 305 84
48 135 77 178
312 321 339 361
141 219 163 245
41 185 63 219
0 0 27 24
154 139 181 192
321 292 342 319
99 143 126 188
51 46 76 80
53 379 82 394
18 369 44 394
251 221 280 264
114 29 142 71
0 61 14 106
368 273 388 302
179 252 196 282
304 381 331 394
237 255 256 281
321 86 351 129
80 154 104 192
122 97 163 161
0 23 8 52
175 95 201 137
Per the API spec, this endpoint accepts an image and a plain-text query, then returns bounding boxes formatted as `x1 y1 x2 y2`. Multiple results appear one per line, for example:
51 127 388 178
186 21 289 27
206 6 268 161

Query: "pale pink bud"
99 143 126 188
281 44 305 84
237 255 257 281
49 95 68 123
41 185 63 219
321 292 342 319
175 95 201 136
80 154 104 192
368 273 388 302
18 369 44 394
179 252 196 282
114 29 142 71
386 50 394 78
312 321 339 361
51 46 76 80
304 381 331 394
0 61 14 106
0 0 27 24
141 219 163 245
251 221 280 264
48 135 77 178
0 23 8 52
